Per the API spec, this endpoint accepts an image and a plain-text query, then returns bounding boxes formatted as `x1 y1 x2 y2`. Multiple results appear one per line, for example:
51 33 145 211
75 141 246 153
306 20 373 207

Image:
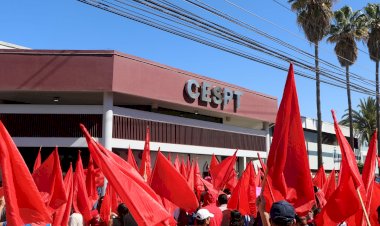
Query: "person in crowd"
217 194 230 226
229 210 244 226
69 212 84 226
202 191 223 226
295 215 307 226
109 203 137 226
195 208 214 226
223 188 232 199
257 195 296 226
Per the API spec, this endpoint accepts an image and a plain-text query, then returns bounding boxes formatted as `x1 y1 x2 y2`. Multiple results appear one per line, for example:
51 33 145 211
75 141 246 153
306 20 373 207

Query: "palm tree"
288 0 334 168
327 6 368 150
364 3 380 155
341 97 376 146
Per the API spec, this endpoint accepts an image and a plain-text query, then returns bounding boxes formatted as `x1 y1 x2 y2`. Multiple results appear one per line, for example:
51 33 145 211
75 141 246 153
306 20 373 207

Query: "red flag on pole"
263 64 315 215
80 124 172 226
139 126 152 182
85 156 99 207
210 150 237 191
0 121 51 225
73 152 92 223
315 111 364 225
313 165 327 189
187 160 195 190
369 182 380 224
322 168 336 200
225 169 238 191
194 160 204 199
257 152 267 172
150 150 198 212
174 154 180 172
33 146 42 172
210 154 219 171
100 187 111 226
53 163 74 226
127 146 139 171
180 158 187 178
228 161 257 217
32 147 67 212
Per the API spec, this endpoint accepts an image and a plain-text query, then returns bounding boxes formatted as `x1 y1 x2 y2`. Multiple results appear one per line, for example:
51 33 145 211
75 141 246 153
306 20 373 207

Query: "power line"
77 0 376 95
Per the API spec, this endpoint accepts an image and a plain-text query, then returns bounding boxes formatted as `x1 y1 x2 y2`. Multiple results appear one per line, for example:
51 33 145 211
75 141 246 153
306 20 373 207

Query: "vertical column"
102 92 113 150
264 122 270 158
101 92 113 195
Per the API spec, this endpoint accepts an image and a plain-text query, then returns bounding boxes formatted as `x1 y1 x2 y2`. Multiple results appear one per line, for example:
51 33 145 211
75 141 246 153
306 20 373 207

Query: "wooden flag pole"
260 168 275 203
356 188 371 226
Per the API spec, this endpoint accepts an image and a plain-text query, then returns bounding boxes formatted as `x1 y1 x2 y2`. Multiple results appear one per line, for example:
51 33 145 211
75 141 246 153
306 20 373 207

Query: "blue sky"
1 0 378 122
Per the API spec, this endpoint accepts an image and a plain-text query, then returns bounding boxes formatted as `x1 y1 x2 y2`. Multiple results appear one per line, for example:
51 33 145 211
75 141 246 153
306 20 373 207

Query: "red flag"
139 126 152 182
85 156 99 207
174 154 180 171
127 146 139 171
322 169 336 200
369 182 380 224
180 158 187 178
210 151 237 191
33 146 42 172
32 147 67 212
0 121 51 225
53 163 74 226
73 152 92 223
225 169 238 191
227 162 257 217
150 150 198 211
315 111 364 225
360 131 378 224
210 154 219 171
187 160 195 191
80 124 172 226
313 165 327 189
194 160 204 199
263 64 315 215
100 187 111 226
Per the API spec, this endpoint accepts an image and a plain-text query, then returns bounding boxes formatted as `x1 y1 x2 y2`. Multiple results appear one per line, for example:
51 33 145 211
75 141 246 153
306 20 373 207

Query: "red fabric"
73 152 92 223
180 158 187 178
53 163 74 226
139 126 152 182
263 64 315 216
210 154 219 171
150 151 198 212
108 184 119 213
86 156 99 207
186 157 191 177
0 120 51 225
127 146 139 171
210 151 237 191
32 147 67 212
322 169 336 200
33 146 42 172
227 161 257 217
187 160 195 190
100 185 112 225
313 165 327 189
81 124 171 226
200 178 219 197
225 170 238 191
362 132 378 209
174 154 180 172
94 168 105 188
203 204 223 226
194 160 204 199
369 182 380 225
315 111 364 225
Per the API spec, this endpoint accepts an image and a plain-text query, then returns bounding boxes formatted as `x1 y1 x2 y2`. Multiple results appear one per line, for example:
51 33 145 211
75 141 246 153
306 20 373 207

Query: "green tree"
288 0 335 168
327 6 368 150
341 97 377 145
364 3 380 155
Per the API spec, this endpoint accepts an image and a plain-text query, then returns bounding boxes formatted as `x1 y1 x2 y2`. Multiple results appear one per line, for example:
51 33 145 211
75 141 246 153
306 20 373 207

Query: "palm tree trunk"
315 43 323 168
376 60 379 158
346 65 354 150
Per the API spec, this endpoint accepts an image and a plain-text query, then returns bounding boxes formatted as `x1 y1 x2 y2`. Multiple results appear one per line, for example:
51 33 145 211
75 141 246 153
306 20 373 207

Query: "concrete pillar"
264 122 271 158
101 92 113 195
102 92 113 150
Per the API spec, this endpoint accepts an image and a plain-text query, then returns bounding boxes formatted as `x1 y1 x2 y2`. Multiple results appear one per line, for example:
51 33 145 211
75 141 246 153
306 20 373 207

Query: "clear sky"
1 0 378 122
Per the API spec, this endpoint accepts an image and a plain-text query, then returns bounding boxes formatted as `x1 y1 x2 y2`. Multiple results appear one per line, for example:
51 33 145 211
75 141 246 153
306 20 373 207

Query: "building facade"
0 49 277 174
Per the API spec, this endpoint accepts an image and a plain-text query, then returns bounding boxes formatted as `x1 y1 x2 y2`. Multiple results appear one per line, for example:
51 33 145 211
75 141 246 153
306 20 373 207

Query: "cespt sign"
184 79 243 111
